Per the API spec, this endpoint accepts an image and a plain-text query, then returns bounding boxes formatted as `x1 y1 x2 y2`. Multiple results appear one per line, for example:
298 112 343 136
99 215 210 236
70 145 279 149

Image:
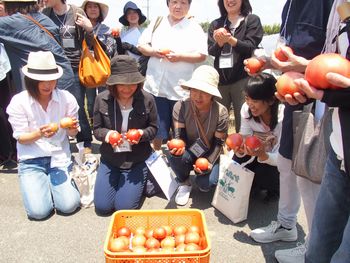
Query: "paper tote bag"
79 36 111 88
211 154 255 224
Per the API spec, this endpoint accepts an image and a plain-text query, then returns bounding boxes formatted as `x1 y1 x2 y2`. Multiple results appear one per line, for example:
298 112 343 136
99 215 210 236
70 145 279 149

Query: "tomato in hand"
194 158 209 172
274 46 293 62
60 117 74 129
167 139 185 152
305 53 350 89
245 57 265 74
276 72 304 96
226 133 243 150
109 131 122 145
126 129 142 143
244 135 262 151
48 122 59 133
159 48 171 55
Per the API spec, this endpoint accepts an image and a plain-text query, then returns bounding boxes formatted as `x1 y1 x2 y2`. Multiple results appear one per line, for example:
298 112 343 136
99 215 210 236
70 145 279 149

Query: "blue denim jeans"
18 157 81 220
85 88 96 121
67 72 92 147
154 96 176 140
94 159 148 214
305 149 350 263
168 150 219 191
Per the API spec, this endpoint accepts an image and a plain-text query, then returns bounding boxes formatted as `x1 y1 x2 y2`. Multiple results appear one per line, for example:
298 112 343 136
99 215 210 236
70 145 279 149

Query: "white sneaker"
250 221 297 243
275 242 306 263
175 184 192 206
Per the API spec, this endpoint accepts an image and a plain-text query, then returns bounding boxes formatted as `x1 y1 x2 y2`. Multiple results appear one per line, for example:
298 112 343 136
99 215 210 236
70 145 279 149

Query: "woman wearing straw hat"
6 51 81 220
93 55 158 214
119 1 147 61
167 65 229 206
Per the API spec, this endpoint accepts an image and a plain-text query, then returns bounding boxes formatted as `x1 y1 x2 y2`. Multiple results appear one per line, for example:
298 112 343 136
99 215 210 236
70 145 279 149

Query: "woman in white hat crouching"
168 65 229 206
6 51 81 220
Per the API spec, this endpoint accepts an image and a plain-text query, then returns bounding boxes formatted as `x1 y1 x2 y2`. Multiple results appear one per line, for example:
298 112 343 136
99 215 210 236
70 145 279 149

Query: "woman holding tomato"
6 51 81 220
137 0 208 151
167 65 228 206
208 0 263 132
93 55 158 214
230 73 283 200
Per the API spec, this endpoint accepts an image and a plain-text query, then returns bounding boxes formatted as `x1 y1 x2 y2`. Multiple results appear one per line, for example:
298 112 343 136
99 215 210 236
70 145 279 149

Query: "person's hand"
213 27 231 46
167 141 185 156
271 47 309 73
75 13 93 33
39 124 57 138
243 57 269 76
294 78 324 100
193 162 212 174
326 72 350 88
164 52 181 63
275 91 307 105
226 144 245 155
125 129 143 145
245 143 267 159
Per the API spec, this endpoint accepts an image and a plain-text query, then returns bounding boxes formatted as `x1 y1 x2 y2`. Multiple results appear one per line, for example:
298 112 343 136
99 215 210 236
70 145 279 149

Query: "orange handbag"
78 36 111 88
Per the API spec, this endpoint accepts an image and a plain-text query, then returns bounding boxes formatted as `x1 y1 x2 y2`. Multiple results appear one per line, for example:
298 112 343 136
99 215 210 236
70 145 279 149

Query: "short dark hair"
244 73 279 130
107 83 143 99
24 76 40 101
4 1 39 15
166 0 192 7
217 0 252 17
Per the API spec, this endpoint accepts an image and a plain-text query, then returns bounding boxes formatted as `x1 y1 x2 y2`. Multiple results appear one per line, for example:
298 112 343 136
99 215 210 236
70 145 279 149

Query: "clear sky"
69 0 285 28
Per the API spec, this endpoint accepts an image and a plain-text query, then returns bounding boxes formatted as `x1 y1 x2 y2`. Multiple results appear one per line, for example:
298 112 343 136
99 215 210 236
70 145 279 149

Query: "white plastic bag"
211 154 255 223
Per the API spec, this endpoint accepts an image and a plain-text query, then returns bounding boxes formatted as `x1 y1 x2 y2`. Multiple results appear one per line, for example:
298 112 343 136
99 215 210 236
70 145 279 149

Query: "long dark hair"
24 76 41 101
4 1 39 15
244 73 279 130
217 0 252 17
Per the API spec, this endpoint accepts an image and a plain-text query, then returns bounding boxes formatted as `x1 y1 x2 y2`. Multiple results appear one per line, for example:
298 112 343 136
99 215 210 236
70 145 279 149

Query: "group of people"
0 0 349 262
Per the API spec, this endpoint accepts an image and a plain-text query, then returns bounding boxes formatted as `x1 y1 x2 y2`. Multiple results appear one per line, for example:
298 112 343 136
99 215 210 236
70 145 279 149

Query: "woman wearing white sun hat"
167 65 229 206
6 51 81 220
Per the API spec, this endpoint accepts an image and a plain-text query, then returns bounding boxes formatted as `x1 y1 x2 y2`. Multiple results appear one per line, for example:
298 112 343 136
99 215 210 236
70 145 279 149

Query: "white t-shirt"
121 27 142 61
6 89 79 168
138 16 208 100
239 103 285 166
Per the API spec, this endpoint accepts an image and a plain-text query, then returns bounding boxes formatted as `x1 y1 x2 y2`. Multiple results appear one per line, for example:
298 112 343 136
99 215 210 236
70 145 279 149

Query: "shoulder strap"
190 101 211 148
152 16 163 34
22 14 60 45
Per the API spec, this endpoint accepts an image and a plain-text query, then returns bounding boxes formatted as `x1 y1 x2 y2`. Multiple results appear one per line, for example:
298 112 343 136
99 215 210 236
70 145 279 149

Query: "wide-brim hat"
180 65 222 98
106 55 145 86
22 51 63 81
119 1 146 26
81 0 109 21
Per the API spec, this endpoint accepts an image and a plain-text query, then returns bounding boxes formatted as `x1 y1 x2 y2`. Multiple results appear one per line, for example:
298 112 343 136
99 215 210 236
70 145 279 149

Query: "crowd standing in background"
1 0 350 262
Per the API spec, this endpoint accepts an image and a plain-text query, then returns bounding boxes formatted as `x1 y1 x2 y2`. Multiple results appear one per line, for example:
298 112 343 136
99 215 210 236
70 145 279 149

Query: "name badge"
62 38 75 49
188 138 209 158
219 54 233 68
113 140 132 152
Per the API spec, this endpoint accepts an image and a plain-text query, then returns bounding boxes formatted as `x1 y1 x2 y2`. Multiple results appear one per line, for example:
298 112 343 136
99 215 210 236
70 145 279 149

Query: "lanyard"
194 105 212 139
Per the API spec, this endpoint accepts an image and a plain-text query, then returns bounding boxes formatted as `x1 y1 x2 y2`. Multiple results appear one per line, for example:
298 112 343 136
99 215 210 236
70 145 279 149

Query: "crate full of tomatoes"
104 209 211 262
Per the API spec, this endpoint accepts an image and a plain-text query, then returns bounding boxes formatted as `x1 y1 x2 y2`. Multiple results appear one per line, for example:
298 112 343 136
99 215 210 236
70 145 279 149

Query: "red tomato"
185 243 201 251
194 158 209 172
160 236 176 248
226 133 243 149
167 139 185 151
145 229 154 239
109 131 122 145
246 57 265 74
305 53 350 89
175 234 186 246
153 227 167 240
133 226 146 236
132 246 147 253
188 225 200 234
244 135 262 151
48 122 59 133
116 226 131 238
276 71 304 96
173 225 187 236
159 48 171 55
109 237 128 252
161 225 173 236
176 243 187 252
60 117 74 129
185 232 200 244
118 235 130 246
274 46 294 62
126 129 142 142
145 237 160 249
111 27 120 37
131 234 146 247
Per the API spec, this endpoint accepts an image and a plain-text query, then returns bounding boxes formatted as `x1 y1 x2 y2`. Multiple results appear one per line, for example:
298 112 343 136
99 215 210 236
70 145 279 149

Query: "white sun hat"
180 65 222 98
81 0 109 21
22 51 63 81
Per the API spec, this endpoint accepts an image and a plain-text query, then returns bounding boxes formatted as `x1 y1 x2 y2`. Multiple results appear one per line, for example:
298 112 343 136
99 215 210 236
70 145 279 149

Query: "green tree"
200 21 211 33
263 24 281 35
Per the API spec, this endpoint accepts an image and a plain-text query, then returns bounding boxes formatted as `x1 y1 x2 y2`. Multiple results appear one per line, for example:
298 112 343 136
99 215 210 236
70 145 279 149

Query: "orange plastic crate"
104 209 211 263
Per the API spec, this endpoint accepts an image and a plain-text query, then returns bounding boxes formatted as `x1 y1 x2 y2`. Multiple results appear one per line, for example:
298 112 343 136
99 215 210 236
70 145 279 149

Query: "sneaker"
250 221 297 243
175 184 192 206
275 242 306 263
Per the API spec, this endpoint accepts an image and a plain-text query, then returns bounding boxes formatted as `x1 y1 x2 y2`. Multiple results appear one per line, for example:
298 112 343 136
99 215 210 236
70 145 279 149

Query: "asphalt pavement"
0 140 308 263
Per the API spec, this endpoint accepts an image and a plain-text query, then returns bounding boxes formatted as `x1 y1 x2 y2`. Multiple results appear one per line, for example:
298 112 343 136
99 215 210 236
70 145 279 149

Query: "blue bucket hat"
119 1 147 26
